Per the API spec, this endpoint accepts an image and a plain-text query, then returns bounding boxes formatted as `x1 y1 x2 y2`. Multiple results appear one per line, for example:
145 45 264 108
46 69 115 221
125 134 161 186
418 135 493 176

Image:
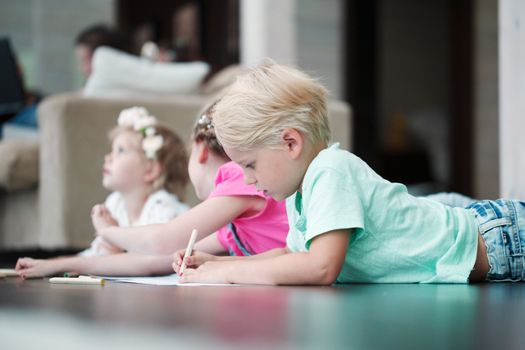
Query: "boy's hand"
15 257 62 279
179 261 232 284
172 249 217 275
91 204 118 233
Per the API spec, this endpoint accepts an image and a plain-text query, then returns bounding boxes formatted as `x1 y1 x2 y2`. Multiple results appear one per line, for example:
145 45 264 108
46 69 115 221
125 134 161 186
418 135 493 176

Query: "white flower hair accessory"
133 115 158 132
117 106 164 160
118 106 149 127
142 132 164 160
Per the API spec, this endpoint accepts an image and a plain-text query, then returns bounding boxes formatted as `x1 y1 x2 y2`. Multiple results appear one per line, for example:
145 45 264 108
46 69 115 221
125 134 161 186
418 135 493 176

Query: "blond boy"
173 62 525 285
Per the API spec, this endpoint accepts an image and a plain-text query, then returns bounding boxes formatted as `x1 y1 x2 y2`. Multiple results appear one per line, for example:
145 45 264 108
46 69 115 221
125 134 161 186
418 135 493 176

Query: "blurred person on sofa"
1 24 128 139
75 23 129 81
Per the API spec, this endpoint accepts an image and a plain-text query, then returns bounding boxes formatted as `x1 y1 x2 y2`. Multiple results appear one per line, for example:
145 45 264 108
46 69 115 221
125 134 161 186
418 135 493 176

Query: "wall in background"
240 0 296 66
0 0 115 95
499 0 525 198
473 0 499 199
240 0 343 100
376 0 500 198
377 0 452 190
296 0 343 99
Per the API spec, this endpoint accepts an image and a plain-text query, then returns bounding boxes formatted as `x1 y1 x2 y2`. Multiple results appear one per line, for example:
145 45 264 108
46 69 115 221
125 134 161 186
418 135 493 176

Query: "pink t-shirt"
209 161 289 256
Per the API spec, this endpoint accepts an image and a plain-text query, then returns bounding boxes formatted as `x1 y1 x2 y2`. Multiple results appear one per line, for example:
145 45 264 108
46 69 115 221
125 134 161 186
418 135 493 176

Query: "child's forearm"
181 231 350 285
247 247 289 259
100 196 264 255
224 251 338 285
55 254 174 276
100 225 190 254
221 231 350 285
97 226 150 252
216 247 289 262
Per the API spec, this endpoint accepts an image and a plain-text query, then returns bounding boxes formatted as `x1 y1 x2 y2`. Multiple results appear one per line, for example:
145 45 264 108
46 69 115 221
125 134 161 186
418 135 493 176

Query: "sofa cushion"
84 47 210 98
0 140 39 191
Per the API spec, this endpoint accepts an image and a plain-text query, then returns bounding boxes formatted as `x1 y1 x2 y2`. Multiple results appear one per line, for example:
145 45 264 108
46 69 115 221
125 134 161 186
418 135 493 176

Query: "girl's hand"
15 257 62 279
91 204 118 233
94 237 124 255
172 249 217 275
179 261 232 284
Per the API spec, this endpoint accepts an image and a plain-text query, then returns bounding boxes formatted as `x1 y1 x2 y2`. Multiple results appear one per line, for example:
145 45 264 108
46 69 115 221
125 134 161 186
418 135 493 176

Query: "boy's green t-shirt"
286 144 478 283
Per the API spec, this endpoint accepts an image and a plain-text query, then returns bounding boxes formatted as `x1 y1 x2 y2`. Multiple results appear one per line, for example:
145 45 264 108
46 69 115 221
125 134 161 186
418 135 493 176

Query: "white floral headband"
117 107 164 160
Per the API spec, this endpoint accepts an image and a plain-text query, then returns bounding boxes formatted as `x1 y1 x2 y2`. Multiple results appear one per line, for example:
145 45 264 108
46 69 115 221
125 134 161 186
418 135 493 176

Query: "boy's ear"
281 128 303 159
144 160 162 183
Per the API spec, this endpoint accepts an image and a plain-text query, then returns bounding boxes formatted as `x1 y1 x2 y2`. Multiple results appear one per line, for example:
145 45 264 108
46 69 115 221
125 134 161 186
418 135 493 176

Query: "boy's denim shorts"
467 200 525 282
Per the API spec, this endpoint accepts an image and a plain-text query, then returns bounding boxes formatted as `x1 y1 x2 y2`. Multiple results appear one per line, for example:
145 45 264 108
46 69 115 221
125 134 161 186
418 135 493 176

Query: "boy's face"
103 131 149 192
224 145 304 201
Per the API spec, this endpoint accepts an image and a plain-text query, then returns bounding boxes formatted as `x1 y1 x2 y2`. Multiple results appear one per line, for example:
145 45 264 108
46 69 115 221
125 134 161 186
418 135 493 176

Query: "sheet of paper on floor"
97 273 240 287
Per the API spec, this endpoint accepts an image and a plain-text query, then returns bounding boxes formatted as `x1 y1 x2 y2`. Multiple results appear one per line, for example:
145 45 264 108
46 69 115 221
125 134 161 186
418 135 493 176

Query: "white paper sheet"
97 273 239 287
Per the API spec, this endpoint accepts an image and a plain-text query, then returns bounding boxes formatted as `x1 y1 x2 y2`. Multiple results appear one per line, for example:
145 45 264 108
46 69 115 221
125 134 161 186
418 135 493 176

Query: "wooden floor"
1 277 524 349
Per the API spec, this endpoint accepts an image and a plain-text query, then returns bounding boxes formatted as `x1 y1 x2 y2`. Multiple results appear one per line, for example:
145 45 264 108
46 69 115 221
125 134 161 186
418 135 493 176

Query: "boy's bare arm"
216 247 290 261
181 230 350 285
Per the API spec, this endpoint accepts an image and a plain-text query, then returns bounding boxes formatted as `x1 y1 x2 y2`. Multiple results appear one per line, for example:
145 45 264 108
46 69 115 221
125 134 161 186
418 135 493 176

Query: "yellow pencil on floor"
179 229 198 276
0 269 19 277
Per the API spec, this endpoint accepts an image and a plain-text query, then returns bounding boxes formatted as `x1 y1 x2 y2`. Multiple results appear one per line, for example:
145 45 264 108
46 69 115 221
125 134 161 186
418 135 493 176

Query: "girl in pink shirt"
211 161 287 255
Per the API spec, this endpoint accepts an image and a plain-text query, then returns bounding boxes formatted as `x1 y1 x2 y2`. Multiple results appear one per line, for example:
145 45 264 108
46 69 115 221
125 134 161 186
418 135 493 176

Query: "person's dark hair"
75 24 127 52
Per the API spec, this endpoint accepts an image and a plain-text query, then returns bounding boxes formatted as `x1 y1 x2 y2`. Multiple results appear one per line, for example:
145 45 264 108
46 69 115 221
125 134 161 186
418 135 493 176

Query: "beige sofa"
0 92 351 250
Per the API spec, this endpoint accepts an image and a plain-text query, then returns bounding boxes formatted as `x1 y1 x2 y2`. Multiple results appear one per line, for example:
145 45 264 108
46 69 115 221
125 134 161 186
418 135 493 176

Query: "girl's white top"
79 189 190 256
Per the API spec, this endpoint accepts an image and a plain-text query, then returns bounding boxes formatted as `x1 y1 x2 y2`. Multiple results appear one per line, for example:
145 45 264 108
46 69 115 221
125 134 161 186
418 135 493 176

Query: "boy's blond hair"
213 61 330 150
